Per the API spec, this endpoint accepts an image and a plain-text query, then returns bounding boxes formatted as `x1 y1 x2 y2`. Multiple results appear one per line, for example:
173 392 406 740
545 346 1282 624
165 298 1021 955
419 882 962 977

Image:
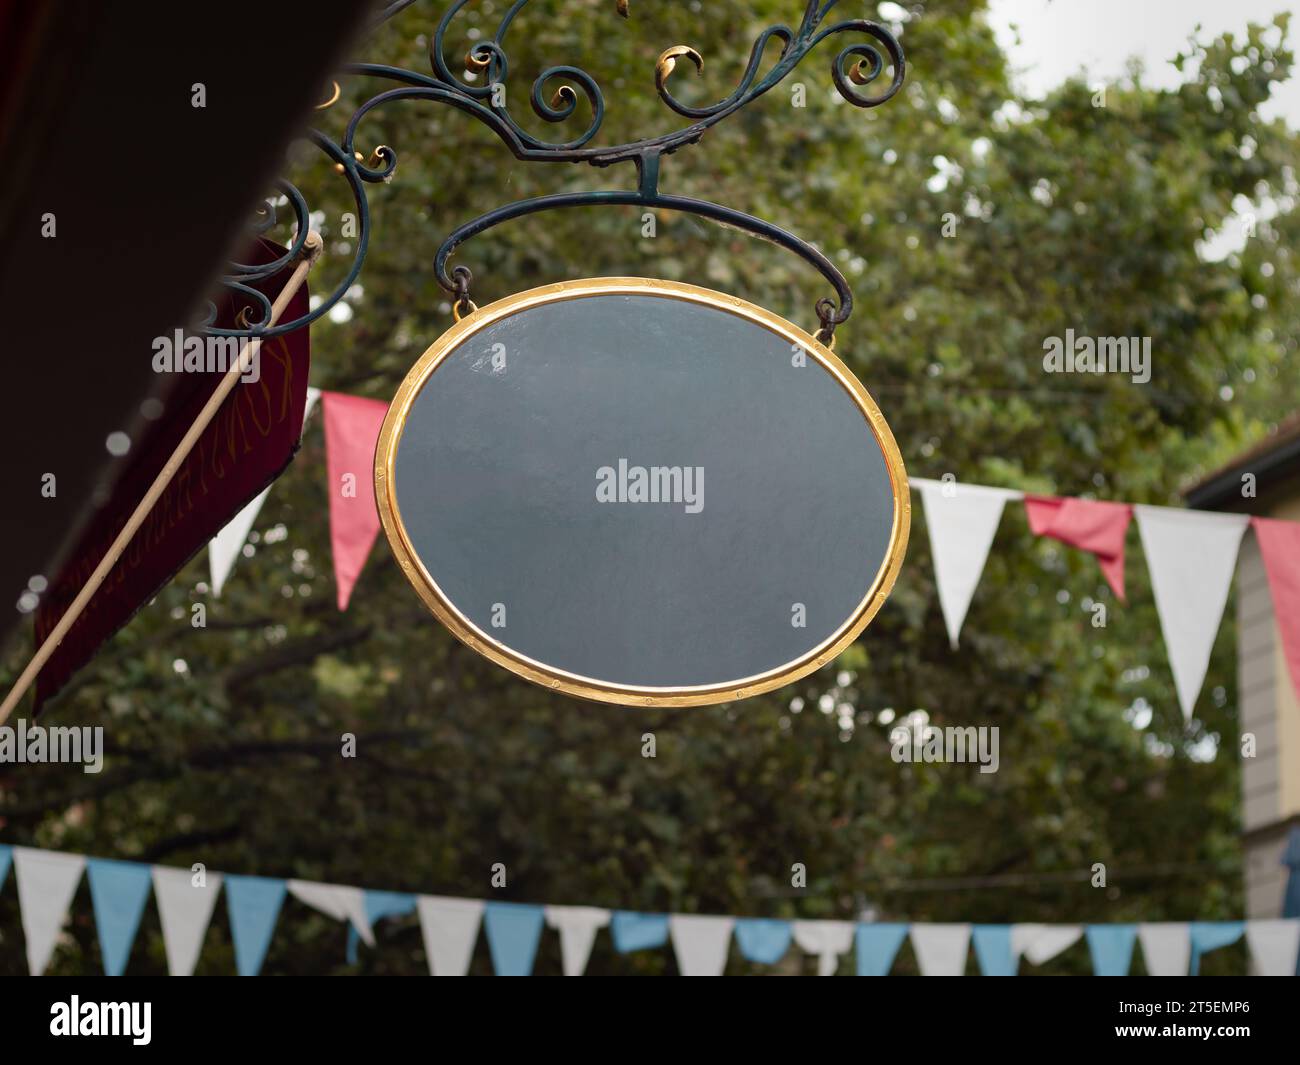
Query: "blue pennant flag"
1188 921 1244 976
734 918 792 965
87 858 153 976
485 902 545 976
225 875 287 976
972 924 1016 976
0 844 10 892
856 923 909 976
1283 826 1300 919
346 890 416 964
1286 827 1300 976
1086 925 1137 976
610 911 669 953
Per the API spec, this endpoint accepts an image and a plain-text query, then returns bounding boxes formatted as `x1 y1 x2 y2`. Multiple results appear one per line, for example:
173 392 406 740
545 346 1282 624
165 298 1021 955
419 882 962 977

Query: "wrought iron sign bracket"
205 0 905 344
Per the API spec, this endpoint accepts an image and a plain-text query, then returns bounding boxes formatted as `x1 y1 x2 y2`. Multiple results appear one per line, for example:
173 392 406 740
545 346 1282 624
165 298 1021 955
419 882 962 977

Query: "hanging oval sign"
375 277 909 706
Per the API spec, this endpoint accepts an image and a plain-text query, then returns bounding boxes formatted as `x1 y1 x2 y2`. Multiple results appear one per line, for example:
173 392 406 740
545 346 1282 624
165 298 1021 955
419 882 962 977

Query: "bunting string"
0 843 1293 976
909 477 1300 717
202 393 1300 720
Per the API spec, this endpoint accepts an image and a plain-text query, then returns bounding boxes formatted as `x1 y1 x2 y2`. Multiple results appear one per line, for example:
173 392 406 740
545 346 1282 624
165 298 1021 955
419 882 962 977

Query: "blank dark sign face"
376 278 908 706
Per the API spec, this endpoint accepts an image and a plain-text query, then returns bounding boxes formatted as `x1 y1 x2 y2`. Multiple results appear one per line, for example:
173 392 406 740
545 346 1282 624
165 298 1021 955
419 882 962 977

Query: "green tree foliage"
2 1 1297 975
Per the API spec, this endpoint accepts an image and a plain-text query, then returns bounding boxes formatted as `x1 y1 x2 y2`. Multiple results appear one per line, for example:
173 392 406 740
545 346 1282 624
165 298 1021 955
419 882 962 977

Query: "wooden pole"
0 232 322 725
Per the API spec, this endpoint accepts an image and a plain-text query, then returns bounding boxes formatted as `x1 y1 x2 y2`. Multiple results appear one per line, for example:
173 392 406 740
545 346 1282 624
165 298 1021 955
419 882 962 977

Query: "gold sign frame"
375 277 910 706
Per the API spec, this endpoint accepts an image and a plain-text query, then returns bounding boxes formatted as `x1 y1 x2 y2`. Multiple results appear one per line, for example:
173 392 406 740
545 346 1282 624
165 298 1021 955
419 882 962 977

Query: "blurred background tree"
2 0 1298 974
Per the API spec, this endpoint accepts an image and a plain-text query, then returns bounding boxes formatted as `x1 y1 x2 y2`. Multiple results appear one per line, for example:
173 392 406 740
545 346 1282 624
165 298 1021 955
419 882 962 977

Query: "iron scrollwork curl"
209 0 905 341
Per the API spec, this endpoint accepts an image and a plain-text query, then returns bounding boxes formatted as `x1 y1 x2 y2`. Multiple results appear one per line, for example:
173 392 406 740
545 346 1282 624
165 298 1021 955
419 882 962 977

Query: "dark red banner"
33 241 311 708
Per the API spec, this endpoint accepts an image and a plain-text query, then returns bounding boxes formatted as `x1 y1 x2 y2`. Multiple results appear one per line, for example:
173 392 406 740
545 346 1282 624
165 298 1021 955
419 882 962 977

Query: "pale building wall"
1241 489 1300 918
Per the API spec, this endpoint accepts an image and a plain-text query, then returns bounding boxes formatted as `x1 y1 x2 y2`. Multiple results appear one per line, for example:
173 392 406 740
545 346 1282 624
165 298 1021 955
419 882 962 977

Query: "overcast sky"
986 0 1300 127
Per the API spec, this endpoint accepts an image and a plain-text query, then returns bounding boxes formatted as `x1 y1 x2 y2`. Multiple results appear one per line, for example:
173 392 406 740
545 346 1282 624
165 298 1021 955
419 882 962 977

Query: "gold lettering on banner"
151 488 167 542
164 475 179 533
246 340 283 436
209 416 227 478
142 500 162 553
225 396 255 464
125 519 144 568
262 337 295 424
174 463 194 522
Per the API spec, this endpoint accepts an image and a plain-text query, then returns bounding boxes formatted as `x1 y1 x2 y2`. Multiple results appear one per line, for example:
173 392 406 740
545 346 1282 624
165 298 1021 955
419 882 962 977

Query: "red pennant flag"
1252 517 1300 705
1024 495 1133 600
322 392 389 610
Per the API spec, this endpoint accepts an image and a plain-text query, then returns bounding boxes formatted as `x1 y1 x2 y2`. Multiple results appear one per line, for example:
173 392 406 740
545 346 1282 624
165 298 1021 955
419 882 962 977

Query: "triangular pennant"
915 479 1020 647
1284 827 1300 920
910 923 971 976
152 866 222 976
1135 506 1249 721
209 487 271 596
484 902 545 976
1137 922 1190 976
304 385 322 423
287 879 373 945
1025 495 1132 600
1252 517 1300 706
733 918 792 965
1245 918 1300 976
1189 921 1243 976
346 891 416 964
13 847 86 975
972 925 1016 976
225 874 286 976
87 858 153 976
365 890 417 926
417 896 484 976
544 905 610 976
791 919 854 976
669 914 735 976
322 392 389 610
610 911 669 953
856 923 909 976
208 386 320 597
1086 924 1137 975
1010 923 1082 966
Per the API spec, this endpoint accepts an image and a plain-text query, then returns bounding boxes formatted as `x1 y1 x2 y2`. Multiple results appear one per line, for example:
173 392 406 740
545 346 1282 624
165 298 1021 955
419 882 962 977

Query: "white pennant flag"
911 923 972 976
417 896 484 976
1135 506 1249 721
304 386 322 423
545 905 611 976
1011 924 1082 966
1245 919 1300 976
209 487 270 596
288 880 373 946
14 848 86 975
209 386 321 596
669 915 735 976
152 866 223 976
915 479 1021 647
792 919 855 976
1138 922 1190 976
